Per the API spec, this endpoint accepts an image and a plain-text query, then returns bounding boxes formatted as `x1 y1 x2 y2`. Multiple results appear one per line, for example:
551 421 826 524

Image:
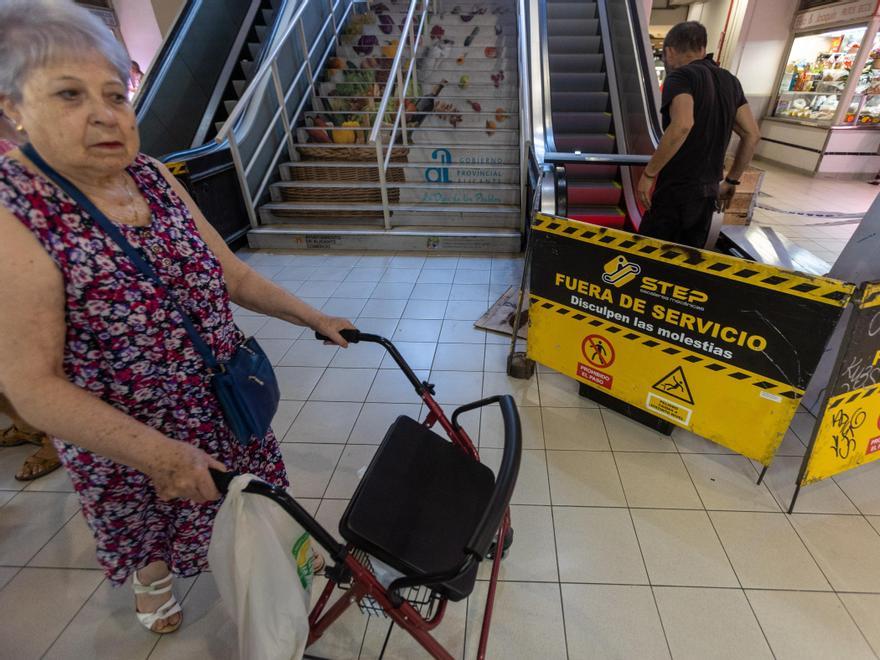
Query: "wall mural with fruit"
297 0 520 208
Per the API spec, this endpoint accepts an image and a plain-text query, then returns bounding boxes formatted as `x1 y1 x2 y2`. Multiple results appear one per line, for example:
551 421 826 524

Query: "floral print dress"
0 152 288 585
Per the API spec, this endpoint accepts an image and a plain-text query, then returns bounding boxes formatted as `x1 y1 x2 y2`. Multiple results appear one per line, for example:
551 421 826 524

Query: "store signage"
799 281 880 485
527 214 854 464
794 0 878 31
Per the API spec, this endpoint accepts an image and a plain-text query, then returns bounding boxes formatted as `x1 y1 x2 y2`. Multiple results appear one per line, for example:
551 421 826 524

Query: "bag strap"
21 143 220 371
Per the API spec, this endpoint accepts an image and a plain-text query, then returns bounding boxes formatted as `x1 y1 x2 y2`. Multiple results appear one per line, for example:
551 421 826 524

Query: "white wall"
728 0 800 121
650 7 690 35
150 0 187 37
113 0 163 71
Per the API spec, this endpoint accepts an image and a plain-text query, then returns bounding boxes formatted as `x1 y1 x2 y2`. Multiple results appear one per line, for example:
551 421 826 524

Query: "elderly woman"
0 0 354 635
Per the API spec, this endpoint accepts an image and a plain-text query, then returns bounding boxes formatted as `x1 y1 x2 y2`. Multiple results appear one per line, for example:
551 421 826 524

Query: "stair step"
262 7 274 24
567 181 622 206
271 181 521 205
260 207 521 228
550 72 607 93
551 91 609 112
281 160 521 184
247 225 521 252
273 181 519 190
233 79 247 97
224 99 238 115
552 111 612 133
548 36 602 55
283 159 521 169
255 24 268 40
549 53 605 73
318 82 517 96
554 133 615 153
240 60 255 79
323 69 519 85
328 56 519 70
353 25 517 39
547 18 600 36
261 201 519 213
248 41 261 59
374 11 517 24
547 2 597 20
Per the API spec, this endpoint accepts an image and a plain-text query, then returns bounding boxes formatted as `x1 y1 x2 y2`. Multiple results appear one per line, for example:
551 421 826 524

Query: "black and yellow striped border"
861 282 880 310
533 213 854 307
828 385 880 410
530 293 803 399
166 161 189 176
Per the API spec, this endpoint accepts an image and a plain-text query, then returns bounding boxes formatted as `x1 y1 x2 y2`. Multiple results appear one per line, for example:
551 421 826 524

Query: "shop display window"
773 26 867 124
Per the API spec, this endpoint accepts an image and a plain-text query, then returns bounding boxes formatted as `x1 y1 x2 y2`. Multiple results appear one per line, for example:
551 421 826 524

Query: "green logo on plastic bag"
291 532 314 590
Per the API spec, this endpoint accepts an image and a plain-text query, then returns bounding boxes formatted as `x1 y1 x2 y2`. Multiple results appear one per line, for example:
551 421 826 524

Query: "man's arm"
637 93 695 210
717 104 760 207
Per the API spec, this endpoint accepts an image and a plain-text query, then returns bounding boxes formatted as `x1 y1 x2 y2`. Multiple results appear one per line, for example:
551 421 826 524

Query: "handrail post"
229 137 259 228
396 65 409 146
271 61 297 162
408 4 420 93
328 0 340 46
298 18 319 109
374 132 392 230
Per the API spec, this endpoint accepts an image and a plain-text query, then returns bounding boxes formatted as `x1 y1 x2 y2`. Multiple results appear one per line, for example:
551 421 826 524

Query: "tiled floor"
3 247 880 659
751 158 879 267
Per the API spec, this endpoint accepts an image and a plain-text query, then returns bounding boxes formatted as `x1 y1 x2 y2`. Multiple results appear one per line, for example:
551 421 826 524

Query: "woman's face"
4 51 139 176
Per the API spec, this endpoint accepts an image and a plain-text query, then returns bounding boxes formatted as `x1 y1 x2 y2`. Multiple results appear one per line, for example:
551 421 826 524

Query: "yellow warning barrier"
797 281 880 492
527 214 855 464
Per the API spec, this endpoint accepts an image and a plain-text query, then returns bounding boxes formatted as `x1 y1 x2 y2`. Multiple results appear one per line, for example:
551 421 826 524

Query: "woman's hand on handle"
313 315 357 348
147 440 227 503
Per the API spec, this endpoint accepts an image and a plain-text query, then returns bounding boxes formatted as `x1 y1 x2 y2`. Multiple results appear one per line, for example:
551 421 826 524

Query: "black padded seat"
339 416 495 601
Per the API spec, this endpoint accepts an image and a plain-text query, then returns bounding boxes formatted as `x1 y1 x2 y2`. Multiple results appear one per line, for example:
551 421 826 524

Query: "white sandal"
133 571 183 634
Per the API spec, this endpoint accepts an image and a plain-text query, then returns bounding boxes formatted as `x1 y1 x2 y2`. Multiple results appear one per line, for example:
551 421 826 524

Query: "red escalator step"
567 206 626 229
567 181 621 206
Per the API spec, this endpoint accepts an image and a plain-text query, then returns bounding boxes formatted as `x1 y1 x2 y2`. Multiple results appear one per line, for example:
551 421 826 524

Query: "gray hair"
0 0 131 101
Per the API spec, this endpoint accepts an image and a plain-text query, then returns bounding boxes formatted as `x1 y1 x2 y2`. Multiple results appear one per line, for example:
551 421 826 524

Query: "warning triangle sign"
652 367 694 405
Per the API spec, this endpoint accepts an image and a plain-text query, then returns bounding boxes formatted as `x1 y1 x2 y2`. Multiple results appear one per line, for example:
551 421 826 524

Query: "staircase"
547 0 625 228
247 0 523 252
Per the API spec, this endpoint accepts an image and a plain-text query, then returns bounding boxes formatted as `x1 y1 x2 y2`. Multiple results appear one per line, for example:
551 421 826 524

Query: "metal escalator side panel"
136 0 265 157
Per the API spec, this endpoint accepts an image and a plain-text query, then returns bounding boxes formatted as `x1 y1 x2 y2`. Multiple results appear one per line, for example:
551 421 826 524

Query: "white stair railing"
216 0 364 227
368 0 431 230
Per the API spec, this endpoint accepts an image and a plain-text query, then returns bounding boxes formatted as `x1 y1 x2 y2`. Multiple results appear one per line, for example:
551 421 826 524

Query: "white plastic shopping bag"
208 474 314 660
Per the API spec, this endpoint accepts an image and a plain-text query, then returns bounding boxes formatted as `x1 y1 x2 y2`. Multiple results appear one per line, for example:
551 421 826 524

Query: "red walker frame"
212 329 520 660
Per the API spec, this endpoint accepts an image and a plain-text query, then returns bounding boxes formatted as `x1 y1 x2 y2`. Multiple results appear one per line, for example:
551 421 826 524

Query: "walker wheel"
486 527 514 560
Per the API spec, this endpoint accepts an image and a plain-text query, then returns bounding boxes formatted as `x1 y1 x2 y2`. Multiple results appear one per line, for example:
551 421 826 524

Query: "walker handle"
315 329 362 343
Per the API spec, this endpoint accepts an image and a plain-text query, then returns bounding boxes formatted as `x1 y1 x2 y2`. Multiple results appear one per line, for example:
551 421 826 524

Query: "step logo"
425 148 452 183
602 256 641 288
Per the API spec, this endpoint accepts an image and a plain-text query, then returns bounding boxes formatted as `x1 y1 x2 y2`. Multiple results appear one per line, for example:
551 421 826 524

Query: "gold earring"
15 123 23 132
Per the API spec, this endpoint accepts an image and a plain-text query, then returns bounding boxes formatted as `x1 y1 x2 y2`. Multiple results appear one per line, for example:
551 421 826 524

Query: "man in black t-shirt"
637 21 760 247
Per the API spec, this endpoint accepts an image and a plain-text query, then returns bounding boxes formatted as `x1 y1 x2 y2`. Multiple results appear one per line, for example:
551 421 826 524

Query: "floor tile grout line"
782 512 880 653
38 569 105 660
534 387 569 660
838 595 880 660
600 413 675 660
675 431 785 658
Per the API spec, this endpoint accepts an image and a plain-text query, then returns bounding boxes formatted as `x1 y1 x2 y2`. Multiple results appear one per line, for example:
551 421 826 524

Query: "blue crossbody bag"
22 143 279 445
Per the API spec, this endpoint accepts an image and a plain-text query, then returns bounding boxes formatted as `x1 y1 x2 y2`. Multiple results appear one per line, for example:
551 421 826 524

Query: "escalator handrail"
538 0 555 153
544 152 650 165
625 0 662 146
134 0 200 118
216 0 356 141
158 0 298 163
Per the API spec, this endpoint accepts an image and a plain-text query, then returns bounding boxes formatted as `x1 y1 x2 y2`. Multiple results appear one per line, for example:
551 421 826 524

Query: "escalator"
136 0 285 157
540 0 660 230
